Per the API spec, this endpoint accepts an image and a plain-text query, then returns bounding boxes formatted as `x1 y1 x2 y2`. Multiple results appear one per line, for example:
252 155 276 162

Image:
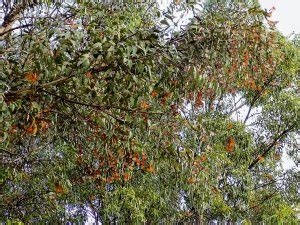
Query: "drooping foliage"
0 0 299 224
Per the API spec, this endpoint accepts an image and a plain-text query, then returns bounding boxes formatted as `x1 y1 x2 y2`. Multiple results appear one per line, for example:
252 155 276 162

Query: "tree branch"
0 1 39 40
243 76 275 124
249 191 279 210
40 89 163 115
0 147 18 156
3 62 111 97
3 74 75 96
248 124 296 170
0 23 33 37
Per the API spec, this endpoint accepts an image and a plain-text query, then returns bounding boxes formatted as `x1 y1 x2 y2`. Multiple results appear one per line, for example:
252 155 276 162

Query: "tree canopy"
0 0 299 224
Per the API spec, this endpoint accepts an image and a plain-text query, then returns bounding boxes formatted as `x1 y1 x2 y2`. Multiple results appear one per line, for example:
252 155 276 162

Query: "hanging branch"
248 123 296 170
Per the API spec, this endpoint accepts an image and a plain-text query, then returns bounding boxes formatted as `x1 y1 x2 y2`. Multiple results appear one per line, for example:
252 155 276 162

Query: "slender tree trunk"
194 213 200 225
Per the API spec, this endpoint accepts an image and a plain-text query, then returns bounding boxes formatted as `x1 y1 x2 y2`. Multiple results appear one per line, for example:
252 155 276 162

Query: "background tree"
0 0 299 223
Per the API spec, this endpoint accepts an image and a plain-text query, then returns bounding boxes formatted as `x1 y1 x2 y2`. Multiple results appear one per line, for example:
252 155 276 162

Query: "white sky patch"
259 0 300 36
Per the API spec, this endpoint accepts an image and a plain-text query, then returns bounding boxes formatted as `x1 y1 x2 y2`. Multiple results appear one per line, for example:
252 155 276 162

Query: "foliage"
0 0 299 223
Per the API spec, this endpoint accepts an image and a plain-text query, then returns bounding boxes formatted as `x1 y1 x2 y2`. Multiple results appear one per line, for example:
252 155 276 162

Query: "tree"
0 0 299 223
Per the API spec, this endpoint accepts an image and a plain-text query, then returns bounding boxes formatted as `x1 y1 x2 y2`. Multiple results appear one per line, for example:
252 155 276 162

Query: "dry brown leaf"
25 72 38 83
140 101 150 110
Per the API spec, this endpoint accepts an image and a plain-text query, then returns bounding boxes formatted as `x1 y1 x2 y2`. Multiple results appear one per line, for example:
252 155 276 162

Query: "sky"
158 0 300 36
259 0 300 36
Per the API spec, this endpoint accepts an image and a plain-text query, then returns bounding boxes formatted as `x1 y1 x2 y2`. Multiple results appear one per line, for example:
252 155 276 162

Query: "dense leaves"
0 0 299 223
